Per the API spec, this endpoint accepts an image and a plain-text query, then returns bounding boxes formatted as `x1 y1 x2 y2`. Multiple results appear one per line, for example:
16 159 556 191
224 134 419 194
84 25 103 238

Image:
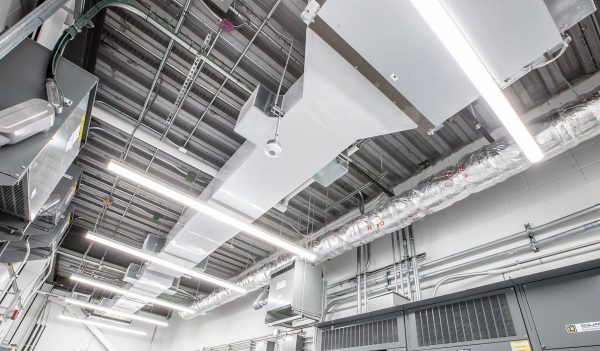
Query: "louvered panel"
0 180 26 218
321 317 400 351
414 293 516 347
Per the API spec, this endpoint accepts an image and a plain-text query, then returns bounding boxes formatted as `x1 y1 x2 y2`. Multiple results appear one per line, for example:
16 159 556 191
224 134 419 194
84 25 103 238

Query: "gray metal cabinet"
523 269 600 350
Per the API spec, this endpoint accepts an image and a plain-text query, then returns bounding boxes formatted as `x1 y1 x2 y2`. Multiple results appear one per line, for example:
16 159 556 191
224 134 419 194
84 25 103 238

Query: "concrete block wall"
414 134 600 297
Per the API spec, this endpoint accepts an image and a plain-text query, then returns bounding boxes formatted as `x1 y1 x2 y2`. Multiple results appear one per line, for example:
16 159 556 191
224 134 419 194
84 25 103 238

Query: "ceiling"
54 0 600 316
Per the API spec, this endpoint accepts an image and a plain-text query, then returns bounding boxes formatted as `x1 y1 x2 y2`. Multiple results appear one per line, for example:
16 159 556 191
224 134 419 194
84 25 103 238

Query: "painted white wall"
151 290 273 351
33 299 160 351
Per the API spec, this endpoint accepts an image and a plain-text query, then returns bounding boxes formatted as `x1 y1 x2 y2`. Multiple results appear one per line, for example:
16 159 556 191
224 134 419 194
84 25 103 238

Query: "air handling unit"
0 39 97 240
0 165 82 262
264 259 323 328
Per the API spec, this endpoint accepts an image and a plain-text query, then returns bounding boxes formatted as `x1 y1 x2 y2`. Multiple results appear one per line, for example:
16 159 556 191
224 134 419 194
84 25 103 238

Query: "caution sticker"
78 113 86 142
510 340 531 351
566 321 600 333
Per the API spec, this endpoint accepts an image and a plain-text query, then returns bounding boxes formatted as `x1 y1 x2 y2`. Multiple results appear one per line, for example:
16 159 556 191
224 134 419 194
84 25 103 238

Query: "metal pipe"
396 231 405 296
420 202 600 270
390 233 399 292
431 237 600 297
363 244 370 312
356 247 361 314
0 0 70 61
423 219 600 280
408 225 421 300
182 0 284 148
402 229 412 300
0 239 30 304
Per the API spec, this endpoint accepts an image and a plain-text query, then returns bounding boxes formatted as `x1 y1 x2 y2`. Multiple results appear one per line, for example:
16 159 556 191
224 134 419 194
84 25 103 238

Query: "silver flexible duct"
181 92 600 319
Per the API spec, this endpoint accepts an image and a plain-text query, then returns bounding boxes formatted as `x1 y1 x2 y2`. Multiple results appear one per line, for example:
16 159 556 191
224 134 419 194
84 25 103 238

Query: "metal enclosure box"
280 335 304 351
406 289 529 351
367 292 410 312
523 269 600 350
265 260 323 327
0 39 96 237
255 340 276 351
33 164 82 231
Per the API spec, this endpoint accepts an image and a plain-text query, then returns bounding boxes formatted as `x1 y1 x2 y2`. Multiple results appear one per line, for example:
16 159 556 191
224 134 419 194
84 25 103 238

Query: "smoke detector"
264 139 282 158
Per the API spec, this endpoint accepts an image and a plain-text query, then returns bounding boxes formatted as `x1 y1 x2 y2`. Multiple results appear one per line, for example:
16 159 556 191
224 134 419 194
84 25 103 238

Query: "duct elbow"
252 287 270 310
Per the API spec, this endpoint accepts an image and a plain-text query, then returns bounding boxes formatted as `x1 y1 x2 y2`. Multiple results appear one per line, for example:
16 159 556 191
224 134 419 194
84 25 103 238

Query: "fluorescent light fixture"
64 297 168 327
70 275 195 314
106 161 318 261
410 0 544 163
85 232 247 294
58 315 147 336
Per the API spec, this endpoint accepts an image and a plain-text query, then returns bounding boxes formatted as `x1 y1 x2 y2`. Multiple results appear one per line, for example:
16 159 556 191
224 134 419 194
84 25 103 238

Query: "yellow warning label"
78 113 86 142
510 340 532 351
567 325 578 333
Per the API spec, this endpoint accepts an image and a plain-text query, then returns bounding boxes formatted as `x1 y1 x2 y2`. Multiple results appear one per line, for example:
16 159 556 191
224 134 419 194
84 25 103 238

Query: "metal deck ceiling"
55 0 600 315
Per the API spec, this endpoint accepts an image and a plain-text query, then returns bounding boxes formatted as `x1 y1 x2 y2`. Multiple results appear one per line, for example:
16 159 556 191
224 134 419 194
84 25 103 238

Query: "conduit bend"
181 91 600 319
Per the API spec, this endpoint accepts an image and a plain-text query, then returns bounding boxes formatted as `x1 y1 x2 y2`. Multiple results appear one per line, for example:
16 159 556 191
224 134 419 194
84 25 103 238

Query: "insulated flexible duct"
181 92 600 319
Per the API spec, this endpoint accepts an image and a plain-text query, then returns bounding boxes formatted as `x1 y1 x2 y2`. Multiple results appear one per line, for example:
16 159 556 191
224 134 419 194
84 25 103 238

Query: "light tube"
85 232 247 294
64 297 169 327
70 275 195 313
58 315 147 336
106 160 318 261
410 0 544 163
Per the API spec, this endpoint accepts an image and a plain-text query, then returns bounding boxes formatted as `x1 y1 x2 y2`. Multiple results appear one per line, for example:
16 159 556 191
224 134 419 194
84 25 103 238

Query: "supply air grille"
415 293 516 347
271 261 295 278
321 317 399 351
0 180 26 218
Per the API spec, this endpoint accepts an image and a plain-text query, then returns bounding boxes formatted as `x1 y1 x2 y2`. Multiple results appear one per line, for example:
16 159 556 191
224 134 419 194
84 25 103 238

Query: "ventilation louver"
321 317 400 351
0 180 26 218
414 293 516 347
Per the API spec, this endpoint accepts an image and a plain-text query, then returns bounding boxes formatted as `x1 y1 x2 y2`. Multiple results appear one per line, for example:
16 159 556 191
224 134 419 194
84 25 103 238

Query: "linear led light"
106 160 318 262
410 0 544 163
64 297 169 327
58 315 147 336
70 275 195 314
85 232 247 294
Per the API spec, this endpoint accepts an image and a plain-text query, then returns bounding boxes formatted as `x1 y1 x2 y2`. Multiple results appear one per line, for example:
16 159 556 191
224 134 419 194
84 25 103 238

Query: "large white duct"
180 91 600 319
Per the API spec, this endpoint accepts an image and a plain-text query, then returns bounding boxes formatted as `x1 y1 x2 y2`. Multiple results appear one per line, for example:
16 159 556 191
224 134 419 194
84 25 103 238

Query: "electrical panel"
523 269 600 350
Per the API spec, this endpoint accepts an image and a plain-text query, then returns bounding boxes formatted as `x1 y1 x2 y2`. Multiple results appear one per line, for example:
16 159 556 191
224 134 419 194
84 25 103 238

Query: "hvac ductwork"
180 93 600 319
